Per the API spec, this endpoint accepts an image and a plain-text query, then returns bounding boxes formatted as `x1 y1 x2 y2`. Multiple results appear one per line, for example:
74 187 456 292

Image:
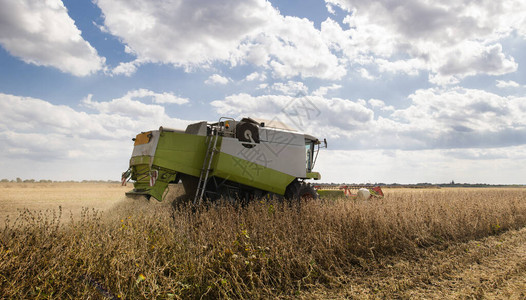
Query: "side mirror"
323 138 327 148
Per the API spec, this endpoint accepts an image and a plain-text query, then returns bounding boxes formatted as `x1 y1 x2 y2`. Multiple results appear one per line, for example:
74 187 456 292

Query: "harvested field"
0 182 129 225
0 183 525 299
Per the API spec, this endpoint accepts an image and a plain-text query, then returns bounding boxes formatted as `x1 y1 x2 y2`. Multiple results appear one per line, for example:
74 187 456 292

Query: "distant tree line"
1 178 120 184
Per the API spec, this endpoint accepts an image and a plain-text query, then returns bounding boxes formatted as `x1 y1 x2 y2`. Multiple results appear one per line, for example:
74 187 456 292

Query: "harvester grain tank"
122 117 325 203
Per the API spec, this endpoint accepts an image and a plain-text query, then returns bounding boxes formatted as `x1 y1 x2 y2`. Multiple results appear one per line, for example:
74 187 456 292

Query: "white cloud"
0 93 110 138
211 93 374 140
111 61 139 76
95 0 346 80
2 89 526 183
323 0 526 84
368 99 394 112
0 0 105 76
0 92 193 180
313 84 342 96
205 74 231 85
358 67 377 80
123 89 189 105
326 3 337 15
212 87 526 150
257 83 268 90
0 92 190 140
376 58 424 76
317 147 526 184
82 91 187 120
270 81 308 96
257 16 347 80
82 94 165 121
432 43 517 84
96 0 273 66
244 71 266 81
496 80 520 88
387 88 526 149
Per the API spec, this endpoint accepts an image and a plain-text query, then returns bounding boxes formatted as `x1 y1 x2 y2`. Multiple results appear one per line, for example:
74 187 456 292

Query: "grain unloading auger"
121 117 326 203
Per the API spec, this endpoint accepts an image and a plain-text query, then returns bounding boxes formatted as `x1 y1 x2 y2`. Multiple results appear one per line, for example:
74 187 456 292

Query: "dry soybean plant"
1 188 525 299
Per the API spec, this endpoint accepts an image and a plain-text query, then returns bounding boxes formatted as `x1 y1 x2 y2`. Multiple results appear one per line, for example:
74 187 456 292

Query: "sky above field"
1 0 526 184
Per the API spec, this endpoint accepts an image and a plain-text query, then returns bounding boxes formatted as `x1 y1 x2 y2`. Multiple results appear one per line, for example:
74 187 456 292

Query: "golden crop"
0 183 525 298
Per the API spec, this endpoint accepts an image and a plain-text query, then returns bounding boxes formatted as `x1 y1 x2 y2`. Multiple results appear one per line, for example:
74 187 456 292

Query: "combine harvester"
122 116 383 203
122 117 325 203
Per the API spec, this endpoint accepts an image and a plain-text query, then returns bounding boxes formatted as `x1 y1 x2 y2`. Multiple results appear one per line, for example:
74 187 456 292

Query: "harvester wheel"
298 183 319 201
285 180 318 203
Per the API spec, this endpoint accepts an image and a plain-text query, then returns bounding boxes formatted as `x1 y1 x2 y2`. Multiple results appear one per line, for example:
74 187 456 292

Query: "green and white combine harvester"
122 117 326 203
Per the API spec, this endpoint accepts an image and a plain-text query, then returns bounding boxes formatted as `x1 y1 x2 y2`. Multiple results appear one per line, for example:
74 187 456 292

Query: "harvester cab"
122 117 324 203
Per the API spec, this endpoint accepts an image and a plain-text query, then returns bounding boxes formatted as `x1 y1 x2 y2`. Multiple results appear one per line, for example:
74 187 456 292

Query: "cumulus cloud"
257 83 268 90
313 84 342 96
432 43 517 84
205 74 231 85
317 147 526 184
111 61 139 76
376 58 424 76
368 99 394 111
270 81 308 96
93 0 525 83
0 92 192 163
95 0 346 80
386 88 526 149
123 89 189 105
357 68 377 80
212 87 526 150
323 0 525 84
312 84 342 96
96 0 273 65
496 80 520 88
82 94 166 120
211 93 374 140
244 72 266 81
2 88 525 182
0 0 105 76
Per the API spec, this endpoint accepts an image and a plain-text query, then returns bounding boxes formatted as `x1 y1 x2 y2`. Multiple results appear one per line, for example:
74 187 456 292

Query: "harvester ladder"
193 132 219 204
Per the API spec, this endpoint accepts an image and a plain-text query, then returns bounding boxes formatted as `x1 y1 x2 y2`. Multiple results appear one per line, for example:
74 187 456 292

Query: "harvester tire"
236 122 259 143
298 183 319 201
285 180 318 203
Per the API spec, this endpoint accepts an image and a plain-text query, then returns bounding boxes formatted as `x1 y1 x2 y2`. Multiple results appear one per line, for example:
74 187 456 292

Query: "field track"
304 226 526 299
1 182 525 298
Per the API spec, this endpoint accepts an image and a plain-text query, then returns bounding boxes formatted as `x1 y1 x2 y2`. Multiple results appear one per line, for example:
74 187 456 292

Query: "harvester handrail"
217 117 236 135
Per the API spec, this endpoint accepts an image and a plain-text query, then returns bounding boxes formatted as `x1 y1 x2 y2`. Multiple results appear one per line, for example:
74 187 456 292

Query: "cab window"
305 140 314 172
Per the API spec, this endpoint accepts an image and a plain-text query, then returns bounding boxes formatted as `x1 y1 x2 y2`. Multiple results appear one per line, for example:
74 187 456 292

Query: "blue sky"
1 0 526 184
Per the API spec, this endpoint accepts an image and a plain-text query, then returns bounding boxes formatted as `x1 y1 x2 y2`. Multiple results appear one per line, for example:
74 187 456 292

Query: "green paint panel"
130 155 150 165
129 163 177 201
212 152 295 195
153 131 208 177
131 164 151 182
306 172 321 180
128 131 212 201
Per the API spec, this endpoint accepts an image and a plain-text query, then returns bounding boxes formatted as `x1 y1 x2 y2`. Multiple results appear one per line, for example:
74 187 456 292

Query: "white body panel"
220 127 307 178
131 131 160 158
